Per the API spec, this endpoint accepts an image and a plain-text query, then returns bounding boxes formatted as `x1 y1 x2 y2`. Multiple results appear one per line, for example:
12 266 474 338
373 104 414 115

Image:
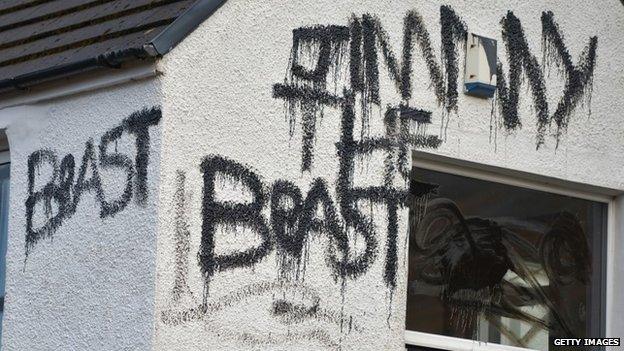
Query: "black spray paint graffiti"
172 170 194 303
197 154 385 288
162 279 360 347
161 128 438 343
25 107 161 255
190 93 441 292
162 7 600 339
271 7 597 287
278 8 597 160
276 6 465 171
495 11 597 148
352 7 467 114
272 6 467 291
166 87 442 332
409 197 592 342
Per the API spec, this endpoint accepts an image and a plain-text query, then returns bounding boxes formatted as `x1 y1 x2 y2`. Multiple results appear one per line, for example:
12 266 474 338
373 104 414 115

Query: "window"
405 157 608 351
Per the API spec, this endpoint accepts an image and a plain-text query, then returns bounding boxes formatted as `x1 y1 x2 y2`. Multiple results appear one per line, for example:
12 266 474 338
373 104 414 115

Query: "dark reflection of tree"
408 198 590 347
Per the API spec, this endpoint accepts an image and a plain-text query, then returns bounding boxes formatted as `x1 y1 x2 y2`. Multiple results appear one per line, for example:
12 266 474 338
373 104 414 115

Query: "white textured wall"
0 78 163 351
153 0 624 350
1 0 623 350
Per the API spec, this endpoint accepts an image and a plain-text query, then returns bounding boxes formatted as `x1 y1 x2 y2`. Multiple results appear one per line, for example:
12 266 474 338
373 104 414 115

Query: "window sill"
405 330 539 351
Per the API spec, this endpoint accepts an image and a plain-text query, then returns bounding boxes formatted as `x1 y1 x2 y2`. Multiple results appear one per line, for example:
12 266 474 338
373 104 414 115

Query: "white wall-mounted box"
464 33 497 98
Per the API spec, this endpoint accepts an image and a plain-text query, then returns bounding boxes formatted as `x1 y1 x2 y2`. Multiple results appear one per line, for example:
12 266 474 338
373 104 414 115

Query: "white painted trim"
0 63 158 110
605 197 618 338
412 150 623 198
413 156 614 204
404 331 539 351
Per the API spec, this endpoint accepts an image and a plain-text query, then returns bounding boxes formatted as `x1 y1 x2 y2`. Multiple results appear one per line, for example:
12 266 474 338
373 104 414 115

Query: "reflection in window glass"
406 167 606 351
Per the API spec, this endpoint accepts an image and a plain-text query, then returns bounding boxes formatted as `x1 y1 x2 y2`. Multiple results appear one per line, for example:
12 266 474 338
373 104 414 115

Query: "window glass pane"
406 167 606 351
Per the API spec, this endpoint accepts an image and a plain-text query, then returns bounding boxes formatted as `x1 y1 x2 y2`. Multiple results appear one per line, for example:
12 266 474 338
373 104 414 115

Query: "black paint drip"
276 7 466 171
270 179 308 281
273 11 462 291
172 170 194 302
352 7 466 120
541 10 597 145
495 11 597 148
199 155 272 294
440 5 468 113
274 25 350 172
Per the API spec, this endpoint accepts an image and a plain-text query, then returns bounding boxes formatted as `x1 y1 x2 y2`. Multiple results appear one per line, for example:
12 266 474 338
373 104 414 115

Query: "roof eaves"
146 0 227 56
0 46 153 91
0 0 228 93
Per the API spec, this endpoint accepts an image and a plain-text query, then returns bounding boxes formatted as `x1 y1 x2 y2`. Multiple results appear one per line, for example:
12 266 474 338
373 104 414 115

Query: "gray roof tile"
0 0 224 91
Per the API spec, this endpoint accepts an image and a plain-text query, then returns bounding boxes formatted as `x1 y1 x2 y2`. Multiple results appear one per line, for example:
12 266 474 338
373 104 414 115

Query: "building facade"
0 0 622 350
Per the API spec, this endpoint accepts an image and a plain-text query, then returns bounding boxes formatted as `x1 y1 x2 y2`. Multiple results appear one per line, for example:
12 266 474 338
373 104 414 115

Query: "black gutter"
149 0 227 55
0 0 228 92
0 57 100 91
0 47 153 91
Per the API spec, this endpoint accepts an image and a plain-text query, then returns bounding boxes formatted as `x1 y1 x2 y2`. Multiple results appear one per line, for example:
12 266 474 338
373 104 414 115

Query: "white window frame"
405 151 619 351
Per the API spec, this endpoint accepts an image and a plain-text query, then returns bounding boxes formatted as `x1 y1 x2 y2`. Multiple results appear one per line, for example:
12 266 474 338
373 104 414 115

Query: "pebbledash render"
0 0 622 350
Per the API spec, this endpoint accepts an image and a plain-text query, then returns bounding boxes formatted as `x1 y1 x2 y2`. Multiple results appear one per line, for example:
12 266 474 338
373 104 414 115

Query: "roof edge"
0 0 228 95
148 0 228 56
0 47 155 93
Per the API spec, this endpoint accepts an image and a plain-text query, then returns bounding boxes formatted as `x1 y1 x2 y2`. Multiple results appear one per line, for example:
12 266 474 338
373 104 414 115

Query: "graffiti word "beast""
25 107 161 255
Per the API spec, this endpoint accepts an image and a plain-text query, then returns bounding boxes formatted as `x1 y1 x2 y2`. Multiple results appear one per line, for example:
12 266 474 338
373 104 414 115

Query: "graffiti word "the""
25 107 161 255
